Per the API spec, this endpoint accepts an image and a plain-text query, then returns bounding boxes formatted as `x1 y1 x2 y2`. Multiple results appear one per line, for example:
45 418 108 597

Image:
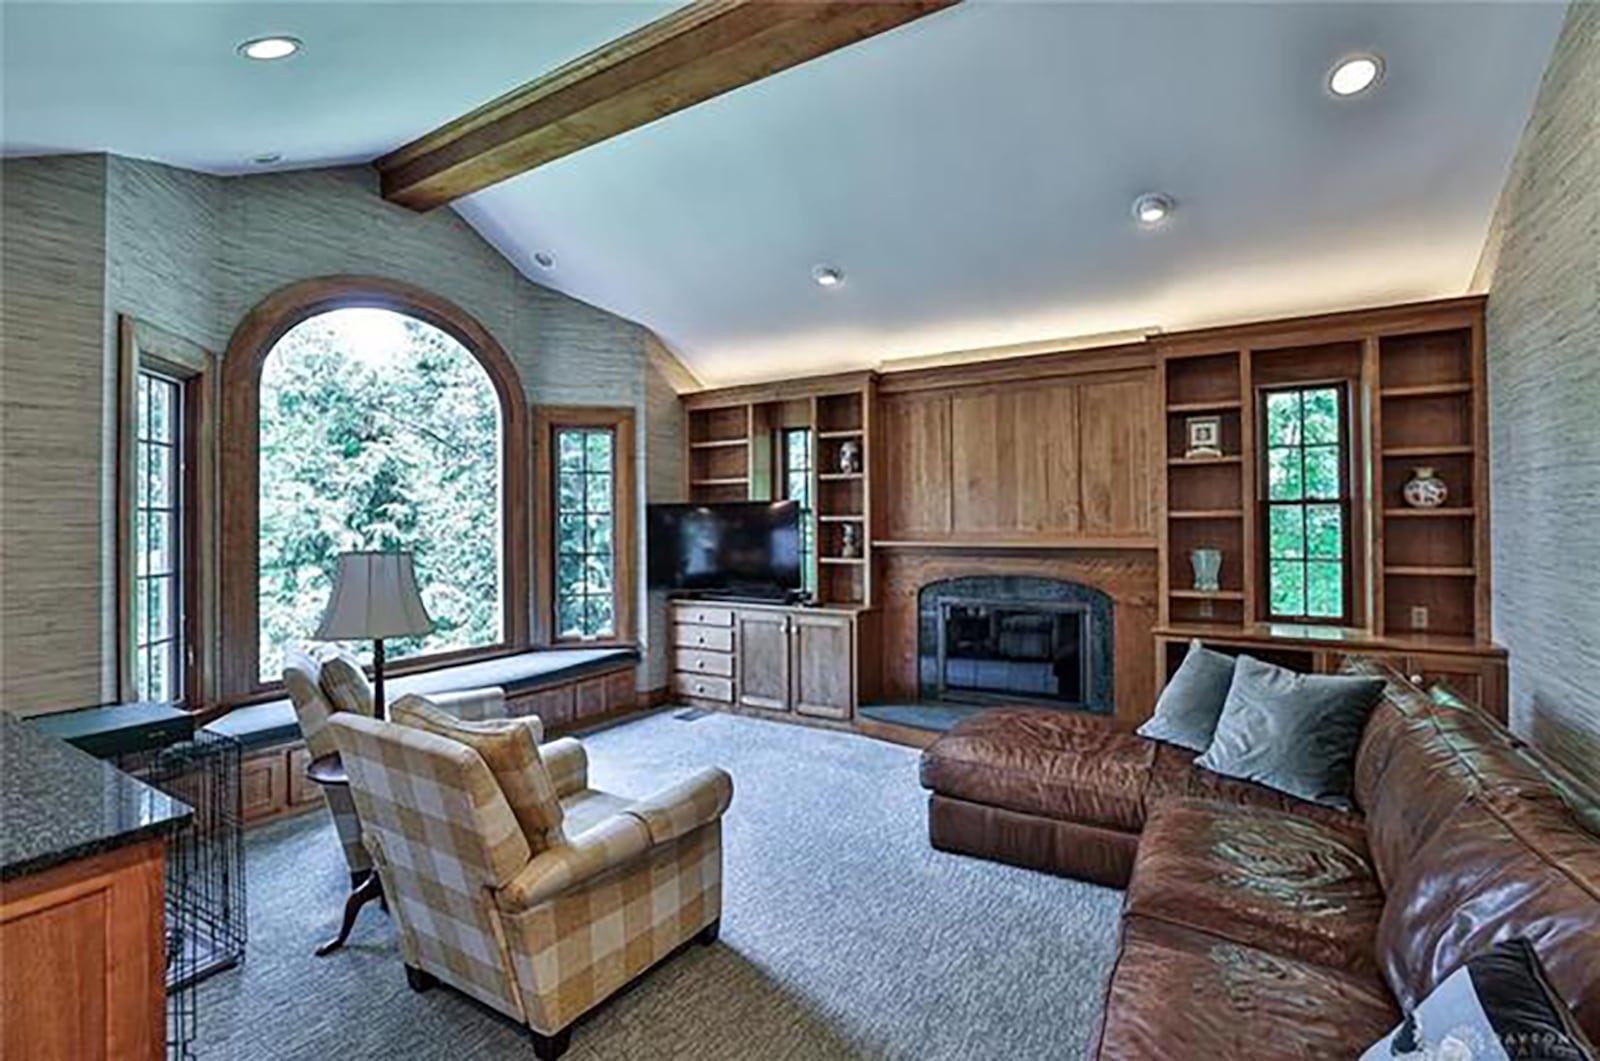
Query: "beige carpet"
195 710 1123 1060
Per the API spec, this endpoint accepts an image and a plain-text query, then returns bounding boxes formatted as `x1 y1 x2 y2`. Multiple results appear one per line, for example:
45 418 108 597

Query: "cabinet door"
880 391 952 538
1403 653 1506 723
736 610 791 711
791 612 854 720
1078 375 1156 537
241 749 287 823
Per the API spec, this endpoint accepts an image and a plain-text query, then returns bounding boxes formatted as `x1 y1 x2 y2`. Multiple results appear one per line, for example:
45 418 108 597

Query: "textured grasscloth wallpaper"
1476 3 1600 785
1 156 684 712
0 155 111 712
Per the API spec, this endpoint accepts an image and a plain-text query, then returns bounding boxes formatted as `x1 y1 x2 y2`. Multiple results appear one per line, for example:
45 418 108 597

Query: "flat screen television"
647 501 802 599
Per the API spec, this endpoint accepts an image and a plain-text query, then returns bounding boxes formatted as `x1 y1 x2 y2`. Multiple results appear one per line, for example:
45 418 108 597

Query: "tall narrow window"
555 427 617 639
782 427 815 593
135 370 187 702
1262 384 1352 623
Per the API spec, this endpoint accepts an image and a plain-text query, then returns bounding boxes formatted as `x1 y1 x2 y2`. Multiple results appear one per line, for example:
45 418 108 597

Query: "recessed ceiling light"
238 36 301 61
1131 193 1175 227
252 153 283 166
812 264 844 288
1329 54 1382 97
533 252 556 270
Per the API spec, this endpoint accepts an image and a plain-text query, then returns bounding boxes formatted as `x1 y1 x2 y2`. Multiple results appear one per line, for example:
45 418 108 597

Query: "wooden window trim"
218 276 531 702
117 316 218 708
1256 381 1356 625
533 405 637 648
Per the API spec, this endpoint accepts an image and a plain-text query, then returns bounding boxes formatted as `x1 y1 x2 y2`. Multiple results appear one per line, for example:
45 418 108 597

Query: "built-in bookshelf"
1157 309 1490 646
682 377 876 607
1161 351 1249 627
1375 327 1487 641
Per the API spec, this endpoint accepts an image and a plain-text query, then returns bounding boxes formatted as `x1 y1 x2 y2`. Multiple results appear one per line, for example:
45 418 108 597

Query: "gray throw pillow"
1196 655 1386 810
1136 640 1236 752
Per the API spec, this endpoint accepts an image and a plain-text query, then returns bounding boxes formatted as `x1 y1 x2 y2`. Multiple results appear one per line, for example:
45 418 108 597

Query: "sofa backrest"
1345 659 1600 1044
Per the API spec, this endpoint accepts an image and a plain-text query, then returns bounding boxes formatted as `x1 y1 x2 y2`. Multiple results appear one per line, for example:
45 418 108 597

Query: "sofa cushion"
919 708 1155 832
1355 668 1588 891
1096 915 1399 1060
1360 939 1599 1061
1135 640 1235 753
319 648 375 716
1143 742 1360 829
1377 785 1600 1045
1196 656 1385 810
1126 799 1384 977
391 695 567 852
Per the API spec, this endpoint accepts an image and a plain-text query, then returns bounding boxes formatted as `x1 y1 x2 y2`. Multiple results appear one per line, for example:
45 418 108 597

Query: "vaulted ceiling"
2 2 1566 385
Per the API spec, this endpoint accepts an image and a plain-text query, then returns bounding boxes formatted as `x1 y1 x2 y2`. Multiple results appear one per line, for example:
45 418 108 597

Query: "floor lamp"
315 551 434 719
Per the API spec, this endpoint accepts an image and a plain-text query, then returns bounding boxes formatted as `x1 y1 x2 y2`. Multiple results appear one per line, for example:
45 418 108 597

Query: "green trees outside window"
1263 385 1350 622
258 308 502 678
555 427 617 639
782 428 815 593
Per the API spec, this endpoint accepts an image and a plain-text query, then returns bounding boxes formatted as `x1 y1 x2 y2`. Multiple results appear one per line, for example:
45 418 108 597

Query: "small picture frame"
1185 415 1224 459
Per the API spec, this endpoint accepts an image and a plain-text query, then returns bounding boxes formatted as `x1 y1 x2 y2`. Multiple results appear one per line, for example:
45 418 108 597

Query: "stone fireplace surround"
875 548 1158 727
917 576 1115 713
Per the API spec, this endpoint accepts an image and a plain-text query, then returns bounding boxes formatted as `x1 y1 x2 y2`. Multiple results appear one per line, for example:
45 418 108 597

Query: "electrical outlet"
1410 606 1430 630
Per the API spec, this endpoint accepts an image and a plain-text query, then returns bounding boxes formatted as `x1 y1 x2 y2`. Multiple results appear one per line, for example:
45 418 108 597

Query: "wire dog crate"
118 731 247 1060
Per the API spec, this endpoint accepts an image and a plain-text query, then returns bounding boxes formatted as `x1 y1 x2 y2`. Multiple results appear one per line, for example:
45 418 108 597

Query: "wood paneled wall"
878 366 1158 545
1475 3 1600 786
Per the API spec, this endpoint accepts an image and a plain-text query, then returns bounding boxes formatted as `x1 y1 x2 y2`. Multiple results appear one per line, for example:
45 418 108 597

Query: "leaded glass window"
782 428 815 593
1262 385 1350 622
556 427 617 639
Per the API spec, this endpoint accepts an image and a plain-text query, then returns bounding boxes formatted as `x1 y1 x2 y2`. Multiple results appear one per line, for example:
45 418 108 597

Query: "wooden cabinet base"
240 664 643 827
1 842 167 1061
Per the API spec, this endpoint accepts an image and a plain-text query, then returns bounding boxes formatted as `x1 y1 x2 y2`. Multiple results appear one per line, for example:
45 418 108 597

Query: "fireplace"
918 576 1114 713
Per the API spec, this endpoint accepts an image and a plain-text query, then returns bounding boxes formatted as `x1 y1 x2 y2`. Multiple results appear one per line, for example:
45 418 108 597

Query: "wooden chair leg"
697 918 721 945
529 1027 572 1061
405 966 437 993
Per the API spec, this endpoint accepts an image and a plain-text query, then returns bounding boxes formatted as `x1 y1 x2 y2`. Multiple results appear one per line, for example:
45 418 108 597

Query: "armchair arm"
428 686 513 725
626 768 733 846
540 738 587 799
496 815 651 912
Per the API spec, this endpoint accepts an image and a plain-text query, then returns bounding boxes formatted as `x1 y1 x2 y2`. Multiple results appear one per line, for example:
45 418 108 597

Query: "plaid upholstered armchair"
281 646 507 884
327 697 732 1061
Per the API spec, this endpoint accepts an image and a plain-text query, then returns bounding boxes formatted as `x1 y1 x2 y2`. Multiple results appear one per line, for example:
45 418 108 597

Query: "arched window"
221 278 529 697
258 308 501 677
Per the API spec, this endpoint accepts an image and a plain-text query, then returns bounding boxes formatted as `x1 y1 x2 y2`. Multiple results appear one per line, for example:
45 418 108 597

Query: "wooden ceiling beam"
375 0 960 211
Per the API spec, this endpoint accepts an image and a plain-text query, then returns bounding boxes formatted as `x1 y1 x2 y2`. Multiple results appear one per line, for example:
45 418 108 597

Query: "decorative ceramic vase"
1403 466 1448 509
841 524 862 559
1191 548 1222 593
839 439 862 475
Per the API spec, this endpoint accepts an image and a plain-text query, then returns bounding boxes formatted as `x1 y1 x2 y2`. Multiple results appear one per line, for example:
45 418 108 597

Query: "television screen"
647 501 801 597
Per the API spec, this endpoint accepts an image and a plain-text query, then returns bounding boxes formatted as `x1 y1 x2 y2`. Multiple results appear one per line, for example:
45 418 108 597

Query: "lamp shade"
315 551 434 641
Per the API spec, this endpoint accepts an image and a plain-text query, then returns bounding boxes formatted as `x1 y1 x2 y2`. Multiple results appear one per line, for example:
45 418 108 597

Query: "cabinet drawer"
674 605 734 628
675 673 733 703
674 649 734 678
675 624 733 652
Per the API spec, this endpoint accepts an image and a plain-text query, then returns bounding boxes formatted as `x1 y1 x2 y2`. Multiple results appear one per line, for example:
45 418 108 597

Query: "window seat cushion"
205 646 639 751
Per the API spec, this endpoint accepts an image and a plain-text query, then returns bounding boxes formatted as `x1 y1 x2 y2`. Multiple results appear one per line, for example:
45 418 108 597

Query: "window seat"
206 646 639 752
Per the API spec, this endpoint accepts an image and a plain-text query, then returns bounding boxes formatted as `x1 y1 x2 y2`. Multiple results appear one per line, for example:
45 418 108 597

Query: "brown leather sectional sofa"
919 658 1600 1058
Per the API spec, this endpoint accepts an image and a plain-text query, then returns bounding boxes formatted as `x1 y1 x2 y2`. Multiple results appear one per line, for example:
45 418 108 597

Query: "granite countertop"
1 711 192 882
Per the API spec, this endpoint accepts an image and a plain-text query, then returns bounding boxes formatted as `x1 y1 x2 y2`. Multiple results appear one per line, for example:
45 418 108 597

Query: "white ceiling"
2 2 1567 386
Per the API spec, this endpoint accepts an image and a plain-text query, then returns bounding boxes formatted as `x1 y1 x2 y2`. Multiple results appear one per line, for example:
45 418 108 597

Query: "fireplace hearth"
918 576 1114 713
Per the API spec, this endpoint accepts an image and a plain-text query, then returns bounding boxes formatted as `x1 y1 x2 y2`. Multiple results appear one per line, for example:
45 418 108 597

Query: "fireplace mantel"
875 548 1158 726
